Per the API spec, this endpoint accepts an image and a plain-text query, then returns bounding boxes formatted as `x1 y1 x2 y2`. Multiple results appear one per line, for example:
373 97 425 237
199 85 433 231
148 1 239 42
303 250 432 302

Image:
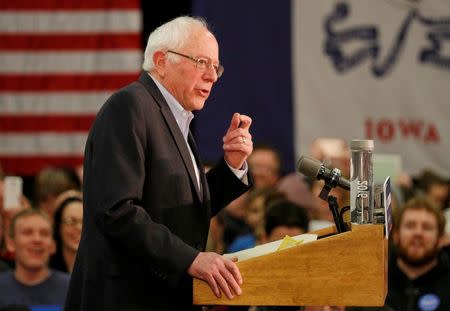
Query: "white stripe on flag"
0 51 142 73
0 133 87 155
0 93 109 114
0 11 141 33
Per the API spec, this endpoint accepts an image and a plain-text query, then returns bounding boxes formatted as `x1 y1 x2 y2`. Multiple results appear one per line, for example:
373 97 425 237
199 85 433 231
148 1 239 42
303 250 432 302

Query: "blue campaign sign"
418 294 441 311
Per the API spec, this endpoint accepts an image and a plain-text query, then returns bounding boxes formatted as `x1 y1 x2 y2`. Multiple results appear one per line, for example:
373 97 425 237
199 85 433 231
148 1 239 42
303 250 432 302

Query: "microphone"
297 156 350 191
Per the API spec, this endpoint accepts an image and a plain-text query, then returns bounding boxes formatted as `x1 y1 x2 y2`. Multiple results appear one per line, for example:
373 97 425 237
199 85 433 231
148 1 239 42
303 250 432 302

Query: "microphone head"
297 156 323 178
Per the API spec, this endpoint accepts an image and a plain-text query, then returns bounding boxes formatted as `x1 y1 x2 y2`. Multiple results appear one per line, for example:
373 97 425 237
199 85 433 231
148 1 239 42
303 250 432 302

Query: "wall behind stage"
193 0 450 177
192 0 295 173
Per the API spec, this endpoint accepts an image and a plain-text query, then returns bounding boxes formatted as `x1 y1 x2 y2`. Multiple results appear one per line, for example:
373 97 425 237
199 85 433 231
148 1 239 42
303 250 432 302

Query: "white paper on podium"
223 233 318 262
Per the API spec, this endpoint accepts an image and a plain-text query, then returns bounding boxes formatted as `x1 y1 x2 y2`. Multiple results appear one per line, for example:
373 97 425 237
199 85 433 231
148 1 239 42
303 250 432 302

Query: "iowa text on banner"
294 0 450 176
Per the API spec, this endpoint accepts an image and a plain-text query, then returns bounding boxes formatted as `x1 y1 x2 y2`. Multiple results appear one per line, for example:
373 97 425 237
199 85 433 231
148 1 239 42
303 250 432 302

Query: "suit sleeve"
206 158 252 217
85 89 198 287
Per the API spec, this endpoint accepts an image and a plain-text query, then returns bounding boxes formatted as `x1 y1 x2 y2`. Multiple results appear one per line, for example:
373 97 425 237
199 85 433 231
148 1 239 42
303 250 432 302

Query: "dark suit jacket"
65 72 250 311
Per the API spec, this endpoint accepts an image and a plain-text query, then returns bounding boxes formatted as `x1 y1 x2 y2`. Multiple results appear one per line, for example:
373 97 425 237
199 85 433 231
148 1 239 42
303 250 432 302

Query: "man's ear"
5 236 16 254
153 51 167 77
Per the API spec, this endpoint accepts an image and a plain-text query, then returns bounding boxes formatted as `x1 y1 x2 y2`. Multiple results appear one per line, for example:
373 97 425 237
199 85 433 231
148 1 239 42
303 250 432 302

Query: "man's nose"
412 226 426 236
203 66 218 82
31 232 46 242
31 237 44 246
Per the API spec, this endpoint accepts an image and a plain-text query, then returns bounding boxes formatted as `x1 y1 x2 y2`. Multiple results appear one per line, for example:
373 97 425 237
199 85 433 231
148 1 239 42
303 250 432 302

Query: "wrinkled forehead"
182 29 219 60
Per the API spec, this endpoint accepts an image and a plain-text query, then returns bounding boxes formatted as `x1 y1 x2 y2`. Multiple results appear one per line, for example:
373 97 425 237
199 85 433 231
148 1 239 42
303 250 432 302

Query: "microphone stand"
327 195 348 233
318 181 349 234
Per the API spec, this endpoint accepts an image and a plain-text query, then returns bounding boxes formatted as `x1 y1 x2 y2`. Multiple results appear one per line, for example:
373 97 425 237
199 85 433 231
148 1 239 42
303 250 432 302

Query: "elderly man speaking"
65 16 253 311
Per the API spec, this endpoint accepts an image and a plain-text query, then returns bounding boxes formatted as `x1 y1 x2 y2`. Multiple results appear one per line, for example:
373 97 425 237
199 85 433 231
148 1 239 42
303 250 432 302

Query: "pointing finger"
238 115 252 130
227 113 241 133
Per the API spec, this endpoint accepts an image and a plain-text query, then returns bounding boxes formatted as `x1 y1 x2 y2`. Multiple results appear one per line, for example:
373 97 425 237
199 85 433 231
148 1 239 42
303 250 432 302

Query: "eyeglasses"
61 218 83 227
167 50 224 78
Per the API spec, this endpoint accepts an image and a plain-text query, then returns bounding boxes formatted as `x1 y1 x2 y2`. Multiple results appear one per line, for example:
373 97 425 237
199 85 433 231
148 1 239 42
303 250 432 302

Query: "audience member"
250 200 309 311
219 143 277 251
308 180 349 231
385 196 450 311
0 213 10 272
395 171 416 206
205 213 226 254
415 169 449 211
264 199 309 242
0 174 31 267
0 209 70 310
276 172 315 217
248 144 282 189
444 208 450 248
49 191 83 273
228 188 285 252
309 138 350 178
221 192 252 251
34 167 79 217
74 165 83 187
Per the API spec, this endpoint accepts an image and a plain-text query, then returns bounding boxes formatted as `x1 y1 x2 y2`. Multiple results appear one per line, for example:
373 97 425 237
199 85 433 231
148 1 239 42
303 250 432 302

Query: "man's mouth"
197 88 210 97
27 248 45 257
408 240 425 249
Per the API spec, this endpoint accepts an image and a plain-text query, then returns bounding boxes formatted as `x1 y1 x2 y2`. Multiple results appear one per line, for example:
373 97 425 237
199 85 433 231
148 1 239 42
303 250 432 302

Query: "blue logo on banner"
323 2 450 78
418 294 440 311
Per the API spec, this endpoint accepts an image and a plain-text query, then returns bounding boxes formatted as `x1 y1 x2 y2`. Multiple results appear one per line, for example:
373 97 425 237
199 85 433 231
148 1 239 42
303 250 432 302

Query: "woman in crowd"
49 190 83 273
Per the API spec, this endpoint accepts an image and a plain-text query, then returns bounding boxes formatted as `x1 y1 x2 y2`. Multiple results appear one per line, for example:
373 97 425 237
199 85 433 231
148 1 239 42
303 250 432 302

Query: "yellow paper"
276 235 303 251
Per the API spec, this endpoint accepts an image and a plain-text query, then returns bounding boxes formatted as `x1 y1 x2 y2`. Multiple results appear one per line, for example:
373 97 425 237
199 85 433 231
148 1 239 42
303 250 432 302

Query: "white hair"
142 16 210 72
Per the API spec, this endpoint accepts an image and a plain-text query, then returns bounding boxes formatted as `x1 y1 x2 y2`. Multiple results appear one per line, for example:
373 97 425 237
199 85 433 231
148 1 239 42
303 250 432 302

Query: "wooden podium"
193 224 387 307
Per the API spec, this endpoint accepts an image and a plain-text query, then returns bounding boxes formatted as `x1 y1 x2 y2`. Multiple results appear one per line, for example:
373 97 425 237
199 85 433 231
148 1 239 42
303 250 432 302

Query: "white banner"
293 0 450 177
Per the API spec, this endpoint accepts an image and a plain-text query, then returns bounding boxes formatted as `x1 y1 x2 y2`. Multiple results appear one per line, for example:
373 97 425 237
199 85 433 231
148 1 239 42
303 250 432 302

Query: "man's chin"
192 100 206 111
24 263 47 271
399 249 439 267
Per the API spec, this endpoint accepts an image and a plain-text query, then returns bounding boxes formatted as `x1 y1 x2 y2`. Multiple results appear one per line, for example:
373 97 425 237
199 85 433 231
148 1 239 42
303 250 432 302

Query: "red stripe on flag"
0 33 141 51
0 73 138 92
0 155 84 176
0 0 139 10
0 115 95 132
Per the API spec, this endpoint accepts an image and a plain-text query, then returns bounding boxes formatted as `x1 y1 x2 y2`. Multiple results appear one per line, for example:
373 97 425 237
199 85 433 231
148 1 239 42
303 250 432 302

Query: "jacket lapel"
138 72 202 201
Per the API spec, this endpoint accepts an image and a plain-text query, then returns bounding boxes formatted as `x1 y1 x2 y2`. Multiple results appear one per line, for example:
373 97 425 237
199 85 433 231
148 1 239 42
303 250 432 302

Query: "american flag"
0 0 142 176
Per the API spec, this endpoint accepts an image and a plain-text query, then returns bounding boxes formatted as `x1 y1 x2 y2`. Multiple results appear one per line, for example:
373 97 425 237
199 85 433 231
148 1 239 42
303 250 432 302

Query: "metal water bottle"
350 139 374 224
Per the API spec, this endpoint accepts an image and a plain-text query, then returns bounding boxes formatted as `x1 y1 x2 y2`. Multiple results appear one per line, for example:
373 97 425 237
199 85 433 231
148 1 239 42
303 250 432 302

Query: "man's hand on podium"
188 252 243 299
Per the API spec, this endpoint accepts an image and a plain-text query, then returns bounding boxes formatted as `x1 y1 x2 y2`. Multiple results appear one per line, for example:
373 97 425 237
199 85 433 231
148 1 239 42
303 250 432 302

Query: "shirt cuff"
226 161 249 185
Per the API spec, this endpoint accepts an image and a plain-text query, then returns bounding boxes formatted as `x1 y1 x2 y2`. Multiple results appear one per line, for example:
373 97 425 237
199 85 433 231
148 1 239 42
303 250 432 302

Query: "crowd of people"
0 167 83 310
0 15 449 311
0 140 448 311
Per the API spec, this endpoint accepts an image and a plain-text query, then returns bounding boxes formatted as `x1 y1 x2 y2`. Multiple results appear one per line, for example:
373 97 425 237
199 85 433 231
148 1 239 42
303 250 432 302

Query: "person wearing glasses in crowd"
49 190 83 273
65 16 253 311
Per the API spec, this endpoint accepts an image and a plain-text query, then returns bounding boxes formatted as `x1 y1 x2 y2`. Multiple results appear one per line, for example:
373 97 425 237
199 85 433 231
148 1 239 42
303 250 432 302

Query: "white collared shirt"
149 73 248 187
